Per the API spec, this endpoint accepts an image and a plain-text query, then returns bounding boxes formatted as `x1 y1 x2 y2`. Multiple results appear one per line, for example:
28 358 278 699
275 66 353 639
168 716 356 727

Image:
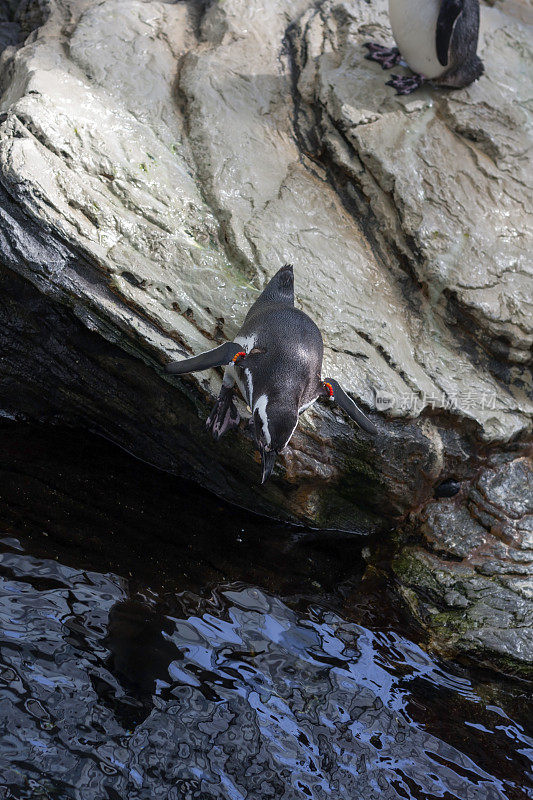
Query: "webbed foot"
206 386 240 440
364 43 401 70
385 73 425 95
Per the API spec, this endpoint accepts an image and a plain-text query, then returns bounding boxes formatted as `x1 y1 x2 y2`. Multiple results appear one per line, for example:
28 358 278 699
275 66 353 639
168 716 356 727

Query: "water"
0 424 532 800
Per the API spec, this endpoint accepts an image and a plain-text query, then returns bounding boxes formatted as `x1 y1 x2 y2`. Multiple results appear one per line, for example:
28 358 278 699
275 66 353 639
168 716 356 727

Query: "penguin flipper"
165 342 244 375
322 379 378 435
436 0 464 67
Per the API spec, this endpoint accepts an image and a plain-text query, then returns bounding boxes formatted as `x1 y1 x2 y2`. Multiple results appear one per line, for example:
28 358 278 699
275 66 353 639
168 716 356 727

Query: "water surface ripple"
0 425 532 800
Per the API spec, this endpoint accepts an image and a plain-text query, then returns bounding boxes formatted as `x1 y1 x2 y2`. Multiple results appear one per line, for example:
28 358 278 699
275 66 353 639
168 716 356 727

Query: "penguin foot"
385 74 425 95
364 43 401 70
206 387 240 441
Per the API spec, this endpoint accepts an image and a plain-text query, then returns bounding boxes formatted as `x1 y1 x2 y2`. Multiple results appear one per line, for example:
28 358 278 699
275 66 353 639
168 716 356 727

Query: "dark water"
0 425 532 800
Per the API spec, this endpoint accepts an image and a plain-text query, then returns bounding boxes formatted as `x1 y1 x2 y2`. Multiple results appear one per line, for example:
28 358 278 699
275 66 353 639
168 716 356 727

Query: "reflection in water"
1 551 532 800
106 600 183 696
0 425 532 799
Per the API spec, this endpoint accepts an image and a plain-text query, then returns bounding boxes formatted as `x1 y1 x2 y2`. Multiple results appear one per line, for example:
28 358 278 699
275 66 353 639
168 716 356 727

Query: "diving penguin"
165 265 377 483
364 0 484 95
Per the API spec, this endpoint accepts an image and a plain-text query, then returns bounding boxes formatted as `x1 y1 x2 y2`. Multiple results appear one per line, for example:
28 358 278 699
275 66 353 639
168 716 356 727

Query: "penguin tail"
436 55 484 89
276 264 294 294
472 55 484 81
256 264 295 306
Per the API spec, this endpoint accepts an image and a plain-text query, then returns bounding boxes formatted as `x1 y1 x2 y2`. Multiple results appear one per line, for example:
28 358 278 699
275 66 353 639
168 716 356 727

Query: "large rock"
393 455 533 677
0 0 531 673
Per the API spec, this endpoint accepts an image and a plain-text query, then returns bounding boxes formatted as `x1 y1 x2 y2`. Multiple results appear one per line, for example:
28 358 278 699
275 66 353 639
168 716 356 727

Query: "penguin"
165 265 378 483
364 0 484 95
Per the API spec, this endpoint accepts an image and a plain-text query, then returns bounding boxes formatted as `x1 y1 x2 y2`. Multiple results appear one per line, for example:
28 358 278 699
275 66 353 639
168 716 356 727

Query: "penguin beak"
260 449 277 484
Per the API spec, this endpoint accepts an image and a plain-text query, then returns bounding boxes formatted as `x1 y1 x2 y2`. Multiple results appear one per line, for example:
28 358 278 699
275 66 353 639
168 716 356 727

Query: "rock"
0 0 531 674
393 455 533 677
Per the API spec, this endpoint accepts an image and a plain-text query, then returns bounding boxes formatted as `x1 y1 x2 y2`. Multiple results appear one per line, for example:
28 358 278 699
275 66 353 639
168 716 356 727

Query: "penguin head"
252 393 298 483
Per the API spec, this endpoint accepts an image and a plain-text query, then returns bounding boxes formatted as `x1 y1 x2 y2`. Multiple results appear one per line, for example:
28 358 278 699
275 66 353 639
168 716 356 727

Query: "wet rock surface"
291 0 533 376
393 454 533 677
0 0 531 673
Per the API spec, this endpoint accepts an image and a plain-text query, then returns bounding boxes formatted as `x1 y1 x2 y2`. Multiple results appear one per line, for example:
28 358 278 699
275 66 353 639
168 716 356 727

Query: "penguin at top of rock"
165 265 378 483
364 0 484 95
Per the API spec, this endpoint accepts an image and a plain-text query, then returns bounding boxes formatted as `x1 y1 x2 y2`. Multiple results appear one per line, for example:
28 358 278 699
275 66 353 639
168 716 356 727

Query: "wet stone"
394 456 533 677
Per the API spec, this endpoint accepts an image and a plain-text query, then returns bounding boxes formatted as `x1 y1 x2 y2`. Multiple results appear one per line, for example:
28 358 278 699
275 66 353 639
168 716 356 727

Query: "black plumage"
365 0 484 95
166 265 377 483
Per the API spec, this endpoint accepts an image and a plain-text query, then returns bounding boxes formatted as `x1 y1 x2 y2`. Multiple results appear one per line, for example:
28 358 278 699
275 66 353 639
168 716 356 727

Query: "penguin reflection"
105 599 181 718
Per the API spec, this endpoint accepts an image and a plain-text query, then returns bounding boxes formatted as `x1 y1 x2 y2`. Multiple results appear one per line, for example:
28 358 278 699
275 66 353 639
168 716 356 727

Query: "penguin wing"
436 0 464 67
165 342 244 375
322 379 378 434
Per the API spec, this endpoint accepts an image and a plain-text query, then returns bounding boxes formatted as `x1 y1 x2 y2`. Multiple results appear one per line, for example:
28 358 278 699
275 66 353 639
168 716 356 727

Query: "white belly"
389 0 445 79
